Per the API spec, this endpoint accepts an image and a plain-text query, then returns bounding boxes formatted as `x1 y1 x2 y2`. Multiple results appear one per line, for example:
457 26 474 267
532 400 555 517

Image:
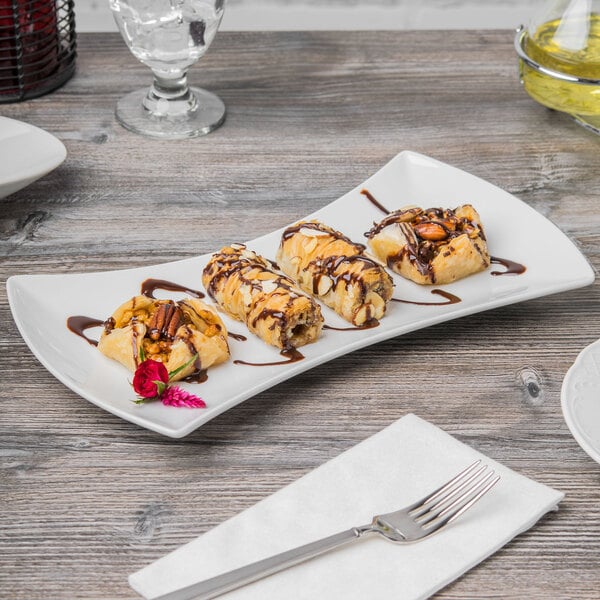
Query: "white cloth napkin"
129 414 563 600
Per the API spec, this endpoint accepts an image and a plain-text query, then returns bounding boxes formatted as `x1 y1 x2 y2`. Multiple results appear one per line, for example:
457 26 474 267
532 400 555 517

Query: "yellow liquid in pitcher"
521 15 600 117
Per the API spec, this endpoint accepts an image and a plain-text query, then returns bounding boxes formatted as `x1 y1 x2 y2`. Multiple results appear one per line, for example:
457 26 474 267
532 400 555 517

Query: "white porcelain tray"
8 151 595 437
562 339 600 465
0 116 66 199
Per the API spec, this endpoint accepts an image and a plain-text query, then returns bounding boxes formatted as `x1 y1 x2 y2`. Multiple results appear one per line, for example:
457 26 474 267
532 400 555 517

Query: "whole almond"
413 222 448 241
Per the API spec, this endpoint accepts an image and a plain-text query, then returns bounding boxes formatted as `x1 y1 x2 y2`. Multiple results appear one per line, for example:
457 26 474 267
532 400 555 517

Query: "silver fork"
154 460 500 600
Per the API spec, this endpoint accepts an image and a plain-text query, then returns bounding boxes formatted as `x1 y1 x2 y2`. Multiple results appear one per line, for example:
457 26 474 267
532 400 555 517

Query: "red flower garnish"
132 359 169 398
132 358 206 408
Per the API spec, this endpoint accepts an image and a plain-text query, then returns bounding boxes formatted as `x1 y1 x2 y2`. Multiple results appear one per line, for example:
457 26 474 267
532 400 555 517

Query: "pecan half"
148 302 182 341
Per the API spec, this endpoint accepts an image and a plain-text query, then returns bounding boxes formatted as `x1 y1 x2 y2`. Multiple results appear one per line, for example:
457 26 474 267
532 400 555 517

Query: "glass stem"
143 71 198 118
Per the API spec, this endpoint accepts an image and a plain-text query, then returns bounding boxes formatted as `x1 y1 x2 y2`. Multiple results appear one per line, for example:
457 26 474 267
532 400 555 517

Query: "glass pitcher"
515 0 600 134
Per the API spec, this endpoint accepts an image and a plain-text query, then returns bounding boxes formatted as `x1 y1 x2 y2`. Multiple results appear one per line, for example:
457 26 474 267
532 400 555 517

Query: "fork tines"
411 460 500 532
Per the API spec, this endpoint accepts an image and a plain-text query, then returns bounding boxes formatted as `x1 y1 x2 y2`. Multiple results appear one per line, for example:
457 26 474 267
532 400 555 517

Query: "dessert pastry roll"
366 204 490 285
276 221 394 326
202 244 324 349
97 296 230 380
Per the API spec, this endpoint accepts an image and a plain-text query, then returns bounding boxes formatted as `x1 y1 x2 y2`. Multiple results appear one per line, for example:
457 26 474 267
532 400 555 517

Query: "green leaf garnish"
168 353 199 380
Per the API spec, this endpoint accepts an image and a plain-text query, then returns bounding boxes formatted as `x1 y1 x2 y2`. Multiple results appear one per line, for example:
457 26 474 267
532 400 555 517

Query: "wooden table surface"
2 30 600 599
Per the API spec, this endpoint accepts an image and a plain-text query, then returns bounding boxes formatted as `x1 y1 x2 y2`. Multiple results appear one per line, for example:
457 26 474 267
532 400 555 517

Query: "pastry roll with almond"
276 221 394 326
202 244 324 349
366 204 490 285
97 296 230 379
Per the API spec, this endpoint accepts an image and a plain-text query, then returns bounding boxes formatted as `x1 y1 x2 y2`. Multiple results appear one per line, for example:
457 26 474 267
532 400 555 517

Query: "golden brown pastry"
366 205 490 285
276 221 394 326
202 244 323 349
97 296 230 379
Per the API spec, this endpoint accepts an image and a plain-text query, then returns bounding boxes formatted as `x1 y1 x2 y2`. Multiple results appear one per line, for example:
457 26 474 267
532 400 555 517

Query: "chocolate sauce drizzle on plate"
360 188 390 215
234 347 304 367
66 316 105 346
490 256 527 276
141 278 205 299
323 319 380 331
228 331 248 342
184 369 208 383
392 289 461 306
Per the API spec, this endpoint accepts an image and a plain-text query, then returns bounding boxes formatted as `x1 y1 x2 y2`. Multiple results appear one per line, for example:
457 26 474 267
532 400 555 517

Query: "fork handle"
153 527 369 600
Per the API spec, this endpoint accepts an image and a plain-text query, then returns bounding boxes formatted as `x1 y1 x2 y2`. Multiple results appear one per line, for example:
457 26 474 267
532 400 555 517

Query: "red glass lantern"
0 0 76 102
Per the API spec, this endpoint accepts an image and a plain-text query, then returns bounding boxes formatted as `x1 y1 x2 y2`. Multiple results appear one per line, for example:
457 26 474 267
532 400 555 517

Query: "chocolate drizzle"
141 278 205 299
66 316 105 346
360 188 390 215
234 347 304 367
282 221 365 251
203 246 299 303
228 331 248 342
171 329 208 383
391 289 461 306
390 221 434 278
490 256 527 276
183 369 208 383
310 254 386 300
365 207 424 238
323 320 380 331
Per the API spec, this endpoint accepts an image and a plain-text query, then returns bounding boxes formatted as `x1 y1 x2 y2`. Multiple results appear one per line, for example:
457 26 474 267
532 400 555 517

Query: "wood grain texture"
2 31 600 599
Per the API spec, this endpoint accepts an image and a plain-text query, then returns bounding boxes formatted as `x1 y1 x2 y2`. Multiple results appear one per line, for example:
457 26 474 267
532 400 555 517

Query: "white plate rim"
0 116 67 194
561 338 600 465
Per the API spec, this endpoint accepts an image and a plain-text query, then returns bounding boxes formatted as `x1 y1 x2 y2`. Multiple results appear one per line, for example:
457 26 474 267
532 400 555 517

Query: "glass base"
115 86 226 139
572 114 600 136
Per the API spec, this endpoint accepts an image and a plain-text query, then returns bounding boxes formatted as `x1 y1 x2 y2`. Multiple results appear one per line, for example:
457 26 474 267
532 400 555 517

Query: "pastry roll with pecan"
366 205 490 285
202 244 324 349
276 221 394 326
97 296 230 379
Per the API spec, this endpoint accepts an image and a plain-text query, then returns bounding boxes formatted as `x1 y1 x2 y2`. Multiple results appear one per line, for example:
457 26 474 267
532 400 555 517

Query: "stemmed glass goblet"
109 0 226 139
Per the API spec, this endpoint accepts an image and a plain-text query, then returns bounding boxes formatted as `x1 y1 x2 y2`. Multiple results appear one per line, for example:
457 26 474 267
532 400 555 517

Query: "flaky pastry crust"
366 205 490 285
202 244 324 349
97 296 230 379
276 221 394 326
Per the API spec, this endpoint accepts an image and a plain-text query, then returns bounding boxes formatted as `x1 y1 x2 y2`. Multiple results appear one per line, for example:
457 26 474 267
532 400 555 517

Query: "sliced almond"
354 304 372 325
261 279 278 294
317 275 333 296
369 292 385 311
303 237 318 253
299 226 330 238
240 285 253 307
